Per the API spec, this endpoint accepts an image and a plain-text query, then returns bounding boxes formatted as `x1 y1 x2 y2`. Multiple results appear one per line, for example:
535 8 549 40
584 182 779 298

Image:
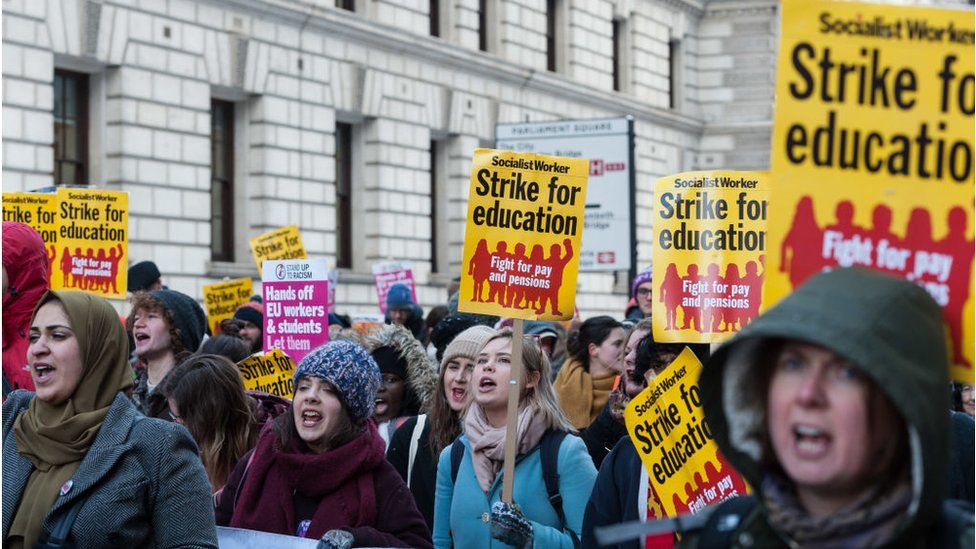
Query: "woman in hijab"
2 290 217 548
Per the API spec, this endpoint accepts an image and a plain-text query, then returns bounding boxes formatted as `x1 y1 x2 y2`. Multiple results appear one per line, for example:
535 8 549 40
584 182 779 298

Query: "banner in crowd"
372 260 416 314
217 527 318 548
236 349 297 399
2 192 58 244
250 225 307 270
458 149 589 321
262 258 329 363
652 171 769 343
52 188 129 299
624 348 749 517
496 118 634 271
766 0 975 383
202 278 253 335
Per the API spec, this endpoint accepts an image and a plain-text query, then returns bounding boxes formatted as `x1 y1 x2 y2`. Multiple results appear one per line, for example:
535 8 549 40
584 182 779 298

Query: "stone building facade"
2 0 783 317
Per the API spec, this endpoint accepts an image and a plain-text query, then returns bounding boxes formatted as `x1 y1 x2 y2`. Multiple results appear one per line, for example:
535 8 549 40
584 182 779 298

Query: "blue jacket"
433 431 596 548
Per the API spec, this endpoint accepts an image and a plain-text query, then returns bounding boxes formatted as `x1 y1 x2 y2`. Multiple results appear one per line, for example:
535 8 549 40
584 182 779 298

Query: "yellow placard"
237 348 296 398
624 348 750 517
2 192 59 282
652 171 769 344
249 225 307 270
458 149 589 321
766 0 975 383
202 278 253 335
51 188 129 299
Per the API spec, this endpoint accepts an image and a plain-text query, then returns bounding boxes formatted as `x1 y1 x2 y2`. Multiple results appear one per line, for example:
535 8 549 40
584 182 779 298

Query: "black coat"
582 437 646 549
386 415 437 530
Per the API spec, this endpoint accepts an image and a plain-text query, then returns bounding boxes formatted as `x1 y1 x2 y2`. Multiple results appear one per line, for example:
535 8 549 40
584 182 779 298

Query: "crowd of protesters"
2 219 974 547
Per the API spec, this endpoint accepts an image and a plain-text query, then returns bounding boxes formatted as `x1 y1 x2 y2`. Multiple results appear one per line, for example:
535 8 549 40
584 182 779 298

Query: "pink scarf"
464 403 549 493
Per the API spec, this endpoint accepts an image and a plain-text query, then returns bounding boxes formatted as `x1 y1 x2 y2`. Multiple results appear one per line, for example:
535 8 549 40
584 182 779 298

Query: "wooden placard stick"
501 318 525 503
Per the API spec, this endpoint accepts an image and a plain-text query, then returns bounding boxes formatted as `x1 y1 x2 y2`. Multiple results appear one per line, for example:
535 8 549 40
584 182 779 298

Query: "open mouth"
33 364 55 383
374 398 388 415
301 410 322 427
478 377 497 392
793 424 830 457
451 388 466 402
133 333 150 343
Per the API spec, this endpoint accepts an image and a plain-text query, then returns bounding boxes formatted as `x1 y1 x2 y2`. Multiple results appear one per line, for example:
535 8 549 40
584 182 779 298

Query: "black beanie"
233 305 263 328
149 289 206 353
128 261 161 292
371 345 409 380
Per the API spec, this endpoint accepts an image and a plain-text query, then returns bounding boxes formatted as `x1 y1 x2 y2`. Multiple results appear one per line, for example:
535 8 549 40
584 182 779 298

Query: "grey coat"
2 391 218 548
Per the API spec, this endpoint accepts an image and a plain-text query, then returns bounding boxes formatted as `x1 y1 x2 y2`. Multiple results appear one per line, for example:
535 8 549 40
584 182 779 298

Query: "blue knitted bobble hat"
386 283 414 311
293 339 381 424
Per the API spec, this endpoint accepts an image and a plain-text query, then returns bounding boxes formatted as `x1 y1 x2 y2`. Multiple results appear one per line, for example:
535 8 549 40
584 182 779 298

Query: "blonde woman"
433 329 597 548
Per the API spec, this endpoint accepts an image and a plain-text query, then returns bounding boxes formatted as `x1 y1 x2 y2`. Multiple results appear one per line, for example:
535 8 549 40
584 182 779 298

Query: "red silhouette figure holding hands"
106 244 124 294
468 239 492 302
659 263 682 330
536 239 573 317
680 265 703 332
780 196 824 289
59 247 74 289
487 242 512 306
938 207 973 369
738 255 765 328
524 245 545 311
508 243 530 308
721 264 742 333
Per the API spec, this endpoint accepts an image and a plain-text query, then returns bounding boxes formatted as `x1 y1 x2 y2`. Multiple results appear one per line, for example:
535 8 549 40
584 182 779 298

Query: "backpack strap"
407 415 427 487
450 437 465 484
539 430 580 548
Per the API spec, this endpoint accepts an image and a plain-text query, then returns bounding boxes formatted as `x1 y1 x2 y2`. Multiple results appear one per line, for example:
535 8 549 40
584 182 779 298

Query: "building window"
53 70 89 185
337 0 355 11
431 0 440 37
336 122 353 269
430 140 439 271
211 100 235 262
669 39 680 109
546 0 563 72
479 0 489 52
613 19 623 91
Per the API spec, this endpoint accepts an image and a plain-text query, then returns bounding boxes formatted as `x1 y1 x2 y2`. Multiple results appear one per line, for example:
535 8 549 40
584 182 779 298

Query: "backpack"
450 429 580 548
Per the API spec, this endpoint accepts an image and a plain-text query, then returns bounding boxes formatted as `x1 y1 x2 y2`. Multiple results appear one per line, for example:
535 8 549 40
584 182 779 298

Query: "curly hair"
127 293 186 357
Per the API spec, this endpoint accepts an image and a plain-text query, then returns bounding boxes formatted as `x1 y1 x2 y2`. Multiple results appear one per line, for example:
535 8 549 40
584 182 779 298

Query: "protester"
433 329 596 548
689 268 975 546
525 320 559 360
582 332 700 549
2 290 216 548
127 289 207 416
625 267 653 322
2 222 50 394
428 313 496 362
365 324 436 447
127 260 164 292
215 340 432 548
199 332 252 363
232 302 263 354
424 305 450 346
387 325 496 529
156 354 255 491
579 317 652 469
947 409 975 503
953 382 974 417
385 283 425 341
553 315 626 429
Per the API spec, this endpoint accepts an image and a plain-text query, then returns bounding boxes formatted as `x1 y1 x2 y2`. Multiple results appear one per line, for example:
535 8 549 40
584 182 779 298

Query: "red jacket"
2 222 50 393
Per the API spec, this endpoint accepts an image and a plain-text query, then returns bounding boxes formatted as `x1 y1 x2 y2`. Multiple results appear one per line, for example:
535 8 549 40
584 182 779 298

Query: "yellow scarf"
553 357 616 429
9 291 133 549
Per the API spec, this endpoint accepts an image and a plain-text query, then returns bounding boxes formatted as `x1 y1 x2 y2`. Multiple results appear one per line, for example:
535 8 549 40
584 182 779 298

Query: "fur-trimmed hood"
363 323 437 407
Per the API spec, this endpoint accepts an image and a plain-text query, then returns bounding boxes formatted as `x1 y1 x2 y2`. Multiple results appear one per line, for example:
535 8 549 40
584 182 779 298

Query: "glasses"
636 288 652 297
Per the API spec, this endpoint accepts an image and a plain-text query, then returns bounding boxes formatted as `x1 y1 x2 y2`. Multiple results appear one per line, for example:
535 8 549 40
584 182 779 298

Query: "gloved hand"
489 500 533 548
608 388 630 424
317 529 354 549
